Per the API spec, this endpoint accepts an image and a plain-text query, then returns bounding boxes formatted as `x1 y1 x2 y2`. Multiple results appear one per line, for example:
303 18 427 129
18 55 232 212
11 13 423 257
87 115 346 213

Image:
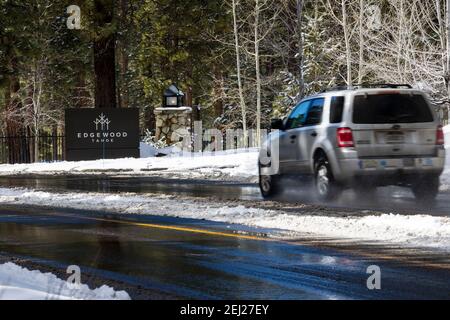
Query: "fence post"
52 127 58 161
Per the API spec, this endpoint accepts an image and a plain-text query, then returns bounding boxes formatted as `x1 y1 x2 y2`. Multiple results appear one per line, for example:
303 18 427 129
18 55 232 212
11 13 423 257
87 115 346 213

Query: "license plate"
420 158 433 167
363 160 378 169
385 132 405 144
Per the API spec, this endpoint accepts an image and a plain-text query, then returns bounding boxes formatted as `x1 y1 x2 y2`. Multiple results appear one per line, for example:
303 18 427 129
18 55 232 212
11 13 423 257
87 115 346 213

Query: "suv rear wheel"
412 176 440 203
258 164 281 199
314 155 341 201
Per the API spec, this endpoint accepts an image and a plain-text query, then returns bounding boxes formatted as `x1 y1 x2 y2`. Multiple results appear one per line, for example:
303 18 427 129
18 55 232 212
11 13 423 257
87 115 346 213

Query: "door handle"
290 135 297 140
311 131 318 137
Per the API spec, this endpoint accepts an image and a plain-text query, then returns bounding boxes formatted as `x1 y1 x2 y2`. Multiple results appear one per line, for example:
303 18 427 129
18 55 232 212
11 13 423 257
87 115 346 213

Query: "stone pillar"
154 107 192 145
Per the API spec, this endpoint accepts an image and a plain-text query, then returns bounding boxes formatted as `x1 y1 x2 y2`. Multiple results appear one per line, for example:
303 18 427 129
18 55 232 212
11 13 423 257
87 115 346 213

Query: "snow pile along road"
0 149 259 182
0 187 449 251
0 262 130 300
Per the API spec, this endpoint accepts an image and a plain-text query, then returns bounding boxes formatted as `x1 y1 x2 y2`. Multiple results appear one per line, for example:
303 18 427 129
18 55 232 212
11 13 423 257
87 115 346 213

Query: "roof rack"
321 85 352 92
357 83 412 89
321 83 412 93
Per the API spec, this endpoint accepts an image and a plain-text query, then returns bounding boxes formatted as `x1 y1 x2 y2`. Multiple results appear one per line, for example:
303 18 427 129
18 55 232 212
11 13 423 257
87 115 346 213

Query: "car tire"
412 176 440 203
314 155 341 201
258 165 281 199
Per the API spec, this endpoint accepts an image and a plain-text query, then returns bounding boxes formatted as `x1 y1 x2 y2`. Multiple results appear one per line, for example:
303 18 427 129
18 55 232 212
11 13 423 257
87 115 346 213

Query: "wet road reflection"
0 206 449 299
0 175 449 216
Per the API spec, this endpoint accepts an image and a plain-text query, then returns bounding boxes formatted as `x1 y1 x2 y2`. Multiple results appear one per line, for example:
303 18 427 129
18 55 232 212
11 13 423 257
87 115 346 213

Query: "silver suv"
259 84 446 201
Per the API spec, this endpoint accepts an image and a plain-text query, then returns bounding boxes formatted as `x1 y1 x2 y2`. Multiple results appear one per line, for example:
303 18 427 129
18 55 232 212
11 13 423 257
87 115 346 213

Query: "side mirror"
271 118 284 130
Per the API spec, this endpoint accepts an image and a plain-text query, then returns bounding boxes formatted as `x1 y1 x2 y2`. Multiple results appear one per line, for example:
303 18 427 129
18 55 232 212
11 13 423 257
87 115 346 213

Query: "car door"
297 98 325 172
279 100 311 173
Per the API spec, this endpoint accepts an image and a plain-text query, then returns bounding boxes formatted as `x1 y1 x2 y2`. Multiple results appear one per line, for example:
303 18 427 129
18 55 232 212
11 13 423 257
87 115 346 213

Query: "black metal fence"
0 135 65 164
0 132 259 164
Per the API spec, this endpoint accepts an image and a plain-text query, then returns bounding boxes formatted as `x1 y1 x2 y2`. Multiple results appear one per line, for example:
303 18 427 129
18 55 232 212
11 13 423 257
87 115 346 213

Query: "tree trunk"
296 0 304 98
186 87 193 107
213 67 224 118
5 56 26 164
357 0 364 84
74 71 90 108
254 0 262 146
397 0 404 83
52 126 58 161
6 90 24 163
117 0 129 108
117 46 129 108
26 84 37 162
3 79 14 164
232 0 248 146
341 0 352 86
94 0 117 109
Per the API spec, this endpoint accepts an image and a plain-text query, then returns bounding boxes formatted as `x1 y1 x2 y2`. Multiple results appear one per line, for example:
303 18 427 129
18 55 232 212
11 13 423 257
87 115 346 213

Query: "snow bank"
0 262 130 300
139 142 174 158
0 149 259 182
0 187 449 251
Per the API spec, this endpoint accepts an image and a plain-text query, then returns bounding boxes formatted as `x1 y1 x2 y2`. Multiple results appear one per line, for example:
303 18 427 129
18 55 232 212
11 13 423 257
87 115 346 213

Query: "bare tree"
231 0 248 145
296 0 305 97
325 0 355 85
357 0 365 84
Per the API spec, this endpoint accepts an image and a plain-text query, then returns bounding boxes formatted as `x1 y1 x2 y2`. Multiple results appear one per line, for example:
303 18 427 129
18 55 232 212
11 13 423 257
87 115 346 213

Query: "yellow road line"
9 210 450 270
88 216 450 270
69 214 270 241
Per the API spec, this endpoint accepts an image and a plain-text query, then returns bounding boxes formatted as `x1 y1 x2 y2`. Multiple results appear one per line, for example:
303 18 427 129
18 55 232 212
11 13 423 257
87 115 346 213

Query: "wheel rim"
260 175 272 193
317 165 329 196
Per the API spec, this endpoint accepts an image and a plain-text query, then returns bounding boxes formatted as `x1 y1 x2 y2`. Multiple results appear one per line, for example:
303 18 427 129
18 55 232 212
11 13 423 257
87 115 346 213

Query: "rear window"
330 96 345 123
352 94 434 124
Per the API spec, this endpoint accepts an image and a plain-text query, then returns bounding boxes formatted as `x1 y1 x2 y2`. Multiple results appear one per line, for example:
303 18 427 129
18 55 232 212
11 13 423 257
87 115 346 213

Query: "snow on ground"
0 148 259 182
0 187 449 251
0 262 130 300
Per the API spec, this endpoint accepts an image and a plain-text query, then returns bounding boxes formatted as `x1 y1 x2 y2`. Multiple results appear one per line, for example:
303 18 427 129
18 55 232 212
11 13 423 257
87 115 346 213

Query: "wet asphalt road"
0 204 449 299
0 175 449 299
0 175 449 216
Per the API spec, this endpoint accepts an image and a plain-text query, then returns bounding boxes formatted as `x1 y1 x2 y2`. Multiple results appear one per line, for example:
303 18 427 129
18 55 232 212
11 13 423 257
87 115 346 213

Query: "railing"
0 135 65 164
0 132 257 164
0 134 151 164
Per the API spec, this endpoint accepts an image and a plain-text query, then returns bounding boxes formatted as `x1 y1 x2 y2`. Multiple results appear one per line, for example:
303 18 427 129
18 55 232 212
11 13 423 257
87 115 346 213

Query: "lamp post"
155 84 192 146
163 84 185 108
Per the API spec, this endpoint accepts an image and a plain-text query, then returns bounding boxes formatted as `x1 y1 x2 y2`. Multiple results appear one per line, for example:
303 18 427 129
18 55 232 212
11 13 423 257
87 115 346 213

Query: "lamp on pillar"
163 84 185 108
155 84 192 146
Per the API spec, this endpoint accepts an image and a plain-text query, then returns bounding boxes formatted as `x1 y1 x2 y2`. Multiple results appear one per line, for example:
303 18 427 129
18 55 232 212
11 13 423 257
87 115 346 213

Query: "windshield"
352 93 434 124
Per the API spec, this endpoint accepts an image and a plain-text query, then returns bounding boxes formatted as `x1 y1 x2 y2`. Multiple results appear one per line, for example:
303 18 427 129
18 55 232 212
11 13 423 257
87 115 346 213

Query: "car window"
330 96 345 123
353 94 434 124
304 98 325 126
286 100 311 129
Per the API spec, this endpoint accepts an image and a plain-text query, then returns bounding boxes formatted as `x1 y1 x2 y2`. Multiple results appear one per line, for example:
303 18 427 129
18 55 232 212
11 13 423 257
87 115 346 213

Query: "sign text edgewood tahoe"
65 108 139 161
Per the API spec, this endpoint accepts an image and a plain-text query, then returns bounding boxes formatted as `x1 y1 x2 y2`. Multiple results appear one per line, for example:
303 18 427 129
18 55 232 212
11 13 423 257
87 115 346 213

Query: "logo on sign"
94 113 111 131
76 113 128 144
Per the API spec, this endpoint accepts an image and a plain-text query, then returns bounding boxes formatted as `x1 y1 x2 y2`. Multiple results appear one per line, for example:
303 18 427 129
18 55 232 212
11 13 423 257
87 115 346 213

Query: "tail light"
436 125 445 145
337 127 354 148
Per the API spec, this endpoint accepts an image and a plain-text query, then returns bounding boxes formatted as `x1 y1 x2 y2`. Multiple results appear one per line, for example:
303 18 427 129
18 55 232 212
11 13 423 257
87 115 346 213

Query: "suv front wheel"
258 164 281 199
314 155 341 201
